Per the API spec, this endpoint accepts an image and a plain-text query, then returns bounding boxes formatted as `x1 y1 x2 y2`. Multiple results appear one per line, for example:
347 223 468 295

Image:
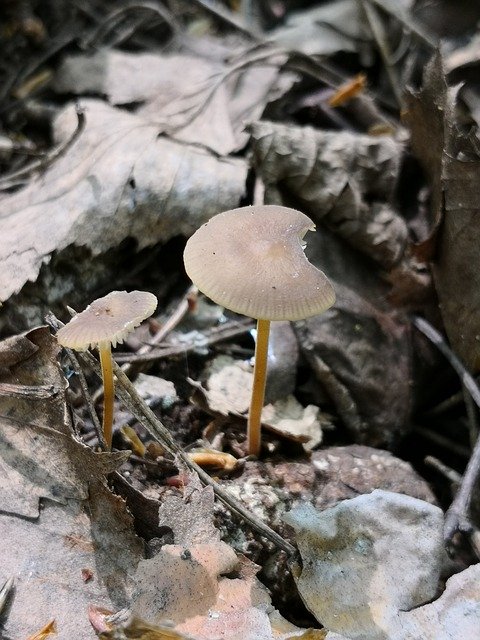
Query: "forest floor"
0 1 480 639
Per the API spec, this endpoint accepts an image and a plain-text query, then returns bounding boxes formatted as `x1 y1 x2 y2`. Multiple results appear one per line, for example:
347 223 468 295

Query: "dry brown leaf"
250 120 407 269
0 100 246 324
128 483 323 640
0 327 143 638
0 327 127 518
405 52 480 371
54 49 285 156
1 482 143 640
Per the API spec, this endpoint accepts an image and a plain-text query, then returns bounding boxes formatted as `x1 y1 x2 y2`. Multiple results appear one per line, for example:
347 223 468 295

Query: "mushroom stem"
98 340 114 450
247 319 271 457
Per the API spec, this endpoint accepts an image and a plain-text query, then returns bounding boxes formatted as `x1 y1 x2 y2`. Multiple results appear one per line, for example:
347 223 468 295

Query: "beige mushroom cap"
183 205 335 321
57 290 158 350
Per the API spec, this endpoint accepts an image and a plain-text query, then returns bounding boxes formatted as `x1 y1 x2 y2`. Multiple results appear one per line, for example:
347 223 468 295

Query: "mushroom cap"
57 290 158 351
183 205 335 321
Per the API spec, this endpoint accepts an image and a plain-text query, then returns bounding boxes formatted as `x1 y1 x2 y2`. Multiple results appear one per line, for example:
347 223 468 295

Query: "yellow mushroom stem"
247 318 271 457
98 340 114 450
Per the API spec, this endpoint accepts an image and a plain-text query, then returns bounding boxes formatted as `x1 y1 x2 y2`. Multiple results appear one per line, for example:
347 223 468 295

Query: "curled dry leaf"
249 120 407 269
0 327 127 518
0 100 246 327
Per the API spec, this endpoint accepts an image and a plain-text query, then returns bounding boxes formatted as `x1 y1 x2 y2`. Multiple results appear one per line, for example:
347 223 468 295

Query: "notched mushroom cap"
57 290 158 350
184 205 335 321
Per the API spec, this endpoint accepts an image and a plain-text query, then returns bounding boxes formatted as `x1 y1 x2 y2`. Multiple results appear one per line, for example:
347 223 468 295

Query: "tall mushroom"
57 290 157 450
183 204 335 457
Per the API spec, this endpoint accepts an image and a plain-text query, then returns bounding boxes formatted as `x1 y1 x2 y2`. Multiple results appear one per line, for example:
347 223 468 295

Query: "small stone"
284 490 446 639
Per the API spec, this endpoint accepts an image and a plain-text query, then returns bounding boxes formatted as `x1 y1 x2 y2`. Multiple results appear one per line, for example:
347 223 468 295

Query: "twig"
122 285 197 376
360 0 404 108
366 0 437 49
86 349 295 555
413 316 480 556
80 2 180 50
46 313 107 450
414 425 470 459
114 317 254 364
0 105 85 191
424 455 461 485
66 347 106 451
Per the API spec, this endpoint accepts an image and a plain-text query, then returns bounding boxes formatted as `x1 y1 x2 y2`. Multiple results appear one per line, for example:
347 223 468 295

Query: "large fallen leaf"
0 328 143 638
1 483 143 640
0 99 246 322
405 52 480 371
54 49 286 156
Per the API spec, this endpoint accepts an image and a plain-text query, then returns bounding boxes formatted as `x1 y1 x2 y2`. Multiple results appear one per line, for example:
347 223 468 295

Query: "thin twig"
46 313 106 450
0 105 85 191
361 0 404 108
366 0 437 49
114 317 254 364
88 349 295 555
122 285 197 376
65 347 106 451
414 426 470 459
424 455 461 485
413 316 480 556
80 2 180 50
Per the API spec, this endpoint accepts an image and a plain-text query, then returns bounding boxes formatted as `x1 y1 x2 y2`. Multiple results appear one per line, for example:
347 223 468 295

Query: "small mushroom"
183 204 335 456
57 290 157 449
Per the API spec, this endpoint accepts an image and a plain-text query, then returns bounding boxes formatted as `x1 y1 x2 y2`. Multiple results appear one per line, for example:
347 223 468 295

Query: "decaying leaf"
1 483 143 640
127 483 324 639
405 52 480 371
0 99 246 326
0 327 127 518
54 49 286 156
250 120 407 269
0 328 143 638
203 355 326 448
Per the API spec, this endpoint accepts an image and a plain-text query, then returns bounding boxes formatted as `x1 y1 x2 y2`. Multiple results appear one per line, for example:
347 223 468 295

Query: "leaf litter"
1 1 480 639
0 328 142 639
